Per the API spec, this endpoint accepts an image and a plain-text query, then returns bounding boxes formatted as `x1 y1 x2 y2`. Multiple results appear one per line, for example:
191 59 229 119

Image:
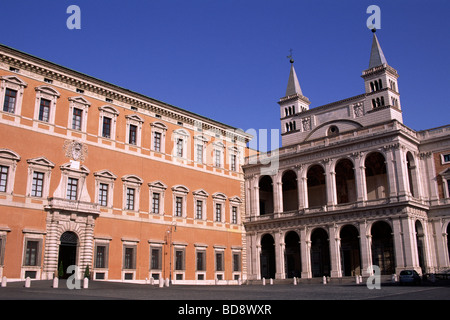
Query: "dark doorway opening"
260 234 276 279
58 231 78 279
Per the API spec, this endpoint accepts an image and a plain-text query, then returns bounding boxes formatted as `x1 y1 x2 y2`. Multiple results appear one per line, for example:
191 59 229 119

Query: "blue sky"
1 0 449 149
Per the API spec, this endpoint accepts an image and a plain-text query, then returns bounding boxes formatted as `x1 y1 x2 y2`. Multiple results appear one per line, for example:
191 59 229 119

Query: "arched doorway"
307 165 326 208
259 176 273 215
282 170 298 212
58 231 79 279
340 225 361 276
371 221 395 275
285 231 301 278
310 228 330 277
335 159 356 204
415 220 426 273
365 152 389 200
260 234 275 279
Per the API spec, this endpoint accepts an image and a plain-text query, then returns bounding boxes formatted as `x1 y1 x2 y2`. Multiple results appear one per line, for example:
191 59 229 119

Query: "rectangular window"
447 179 450 198
123 246 135 269
175 196 183 217
66 177 78 200
72 107 82 130
153 132 161 152
175 248 185 270
176 138 183 157
233 253 241 272
231 154 237 171
215 252 224 272
196 250 206 271
196 144 203 163
98 183 109 207
215 150 222 167
95 245 108 269
151 247 162 270
3 88 17 113
31 171 44 197
102 116 112 138
443 154 450 163
215 203 222 222
126 187 135 210
196 200 203 219
152 192 160 214
129 124 137 145
0 165 9 193
24 240 39 266
38 98 51 122
231 206 238 224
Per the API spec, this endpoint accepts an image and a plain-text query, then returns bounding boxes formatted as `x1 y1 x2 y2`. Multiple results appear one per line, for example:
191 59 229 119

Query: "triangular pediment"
1 75 28 87
193 189 209 198
148 180 167 190
126 114 144 123
69 96 91 106
212 192 227 200
94 169 117 180
172 184 189 193
27 156 55 168
35 85 60 97
122 174 143 185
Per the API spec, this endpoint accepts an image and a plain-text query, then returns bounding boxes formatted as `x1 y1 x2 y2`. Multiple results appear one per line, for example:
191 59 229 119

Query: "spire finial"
287 48 294 64
371 28 377 33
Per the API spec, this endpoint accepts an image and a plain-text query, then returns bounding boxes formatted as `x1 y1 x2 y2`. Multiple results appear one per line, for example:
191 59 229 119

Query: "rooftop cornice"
362 64 399 78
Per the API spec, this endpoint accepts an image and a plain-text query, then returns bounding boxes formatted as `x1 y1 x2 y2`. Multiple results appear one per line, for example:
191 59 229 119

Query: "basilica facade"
242 31 450 280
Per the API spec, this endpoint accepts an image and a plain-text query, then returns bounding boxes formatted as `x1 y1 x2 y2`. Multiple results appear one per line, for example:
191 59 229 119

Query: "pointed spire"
286 61 303 97
368 29 388 68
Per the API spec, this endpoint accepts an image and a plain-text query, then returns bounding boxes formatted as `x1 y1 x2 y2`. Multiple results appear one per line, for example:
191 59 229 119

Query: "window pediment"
212 192 227 201
0 149 21 162
1 75 28 87
27 157 55 168
193 189 209 198
122 174 143 185
151 121 168 130
35 85 60 97
69 96 91 106
148 180 167 190
99 105 119 115
172 185 189 194
94 169 117 180
60 162 90 175
229 196 242 204
126 114 144 123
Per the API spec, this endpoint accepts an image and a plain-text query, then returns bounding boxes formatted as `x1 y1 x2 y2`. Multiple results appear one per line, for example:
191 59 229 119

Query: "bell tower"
278 55 311 136
362 29 401 115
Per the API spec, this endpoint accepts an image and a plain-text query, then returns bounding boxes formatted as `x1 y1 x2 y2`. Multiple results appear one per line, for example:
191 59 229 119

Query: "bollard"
322 276 327 285
165 278 170 287
83 277 89 289
270 278 273 285
53 277 59 288
159 279 164 288
262 277 266 286
359 275 363 284
355 275 360 284
293 277 297 285
150 277 154 285
1 276 7 287
25 277 31 288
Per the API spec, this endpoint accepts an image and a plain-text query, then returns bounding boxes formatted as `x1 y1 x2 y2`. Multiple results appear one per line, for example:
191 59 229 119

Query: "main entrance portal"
58 231 79 279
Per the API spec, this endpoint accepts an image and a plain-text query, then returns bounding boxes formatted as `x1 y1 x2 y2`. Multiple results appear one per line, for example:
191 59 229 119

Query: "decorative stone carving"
63 140 88 161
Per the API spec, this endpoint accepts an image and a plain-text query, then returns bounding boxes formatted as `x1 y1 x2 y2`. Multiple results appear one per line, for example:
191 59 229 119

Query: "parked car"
399 270 421 285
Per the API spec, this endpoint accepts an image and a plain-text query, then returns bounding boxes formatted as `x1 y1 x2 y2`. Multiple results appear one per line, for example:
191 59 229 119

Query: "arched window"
365 152 388 200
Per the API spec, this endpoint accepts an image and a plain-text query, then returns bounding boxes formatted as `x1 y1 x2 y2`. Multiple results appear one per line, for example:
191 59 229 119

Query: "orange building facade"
0 44 252 284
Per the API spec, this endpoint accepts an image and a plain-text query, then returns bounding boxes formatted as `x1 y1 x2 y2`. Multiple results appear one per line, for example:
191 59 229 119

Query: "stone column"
252 176 260 216
300 227 311 278
384 147 399 201
358 222 372 277
353 152 367 204
394 145 410 200
400 216 421 272
324 160 337 207
329 225 342 278
295 165 306 210
273 172 283 214
42 211 60 280
275 231 285 279
392 217 406 273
